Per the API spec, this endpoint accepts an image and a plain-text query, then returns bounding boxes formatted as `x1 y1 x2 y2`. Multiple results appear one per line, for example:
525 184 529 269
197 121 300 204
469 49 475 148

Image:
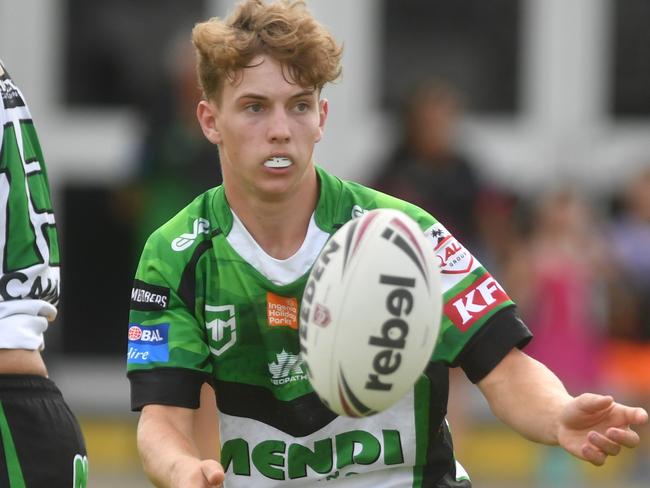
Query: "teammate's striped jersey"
127 166 532 487
0 61 59 350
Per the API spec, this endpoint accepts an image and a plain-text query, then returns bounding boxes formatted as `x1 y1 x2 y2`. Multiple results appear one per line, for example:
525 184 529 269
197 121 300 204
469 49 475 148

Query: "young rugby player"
127 2 648 486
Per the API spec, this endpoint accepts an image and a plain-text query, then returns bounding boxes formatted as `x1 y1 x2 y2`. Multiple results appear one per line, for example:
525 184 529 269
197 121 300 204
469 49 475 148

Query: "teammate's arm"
137 404 224 488
478 348 648 466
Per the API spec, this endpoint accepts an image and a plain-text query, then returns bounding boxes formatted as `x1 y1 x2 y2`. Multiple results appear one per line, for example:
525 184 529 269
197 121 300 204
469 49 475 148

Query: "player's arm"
478 347 648 465
128 224 222 486
194 382 220 460
138 404 224 487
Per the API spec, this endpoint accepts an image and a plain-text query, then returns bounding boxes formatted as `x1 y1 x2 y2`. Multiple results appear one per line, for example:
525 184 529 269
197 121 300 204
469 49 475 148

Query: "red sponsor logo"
435 235 474 274
128 325 142 341
444 275 510 332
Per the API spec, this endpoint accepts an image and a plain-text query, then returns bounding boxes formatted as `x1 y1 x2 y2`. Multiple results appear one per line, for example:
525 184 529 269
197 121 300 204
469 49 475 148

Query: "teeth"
264 157 292 168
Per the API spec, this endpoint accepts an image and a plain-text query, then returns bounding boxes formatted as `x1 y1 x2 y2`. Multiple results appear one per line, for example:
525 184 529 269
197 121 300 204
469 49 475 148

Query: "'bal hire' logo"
268 350 307 386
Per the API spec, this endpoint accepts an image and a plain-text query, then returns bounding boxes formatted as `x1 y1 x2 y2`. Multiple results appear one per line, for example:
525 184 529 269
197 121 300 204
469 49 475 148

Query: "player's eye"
294 102 310 113
246 103 264 113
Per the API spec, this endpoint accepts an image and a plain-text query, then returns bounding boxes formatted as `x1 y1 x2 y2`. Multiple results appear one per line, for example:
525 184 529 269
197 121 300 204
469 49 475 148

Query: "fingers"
581 443 607 466
625 406 649 426
607 403 648 429
582 426 641 466
575 393 613 414
605 426 641 448
588 431 621 456
200 459 225 486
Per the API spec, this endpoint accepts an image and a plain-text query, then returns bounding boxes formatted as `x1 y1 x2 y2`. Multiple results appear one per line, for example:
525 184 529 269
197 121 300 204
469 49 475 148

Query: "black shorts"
0 375 87 487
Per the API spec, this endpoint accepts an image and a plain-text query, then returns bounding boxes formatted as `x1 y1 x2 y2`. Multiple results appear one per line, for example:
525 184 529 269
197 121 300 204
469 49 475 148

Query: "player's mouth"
264 156 293 169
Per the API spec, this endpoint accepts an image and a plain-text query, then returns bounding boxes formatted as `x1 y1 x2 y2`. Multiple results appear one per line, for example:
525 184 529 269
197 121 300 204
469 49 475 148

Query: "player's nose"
267 108 291 143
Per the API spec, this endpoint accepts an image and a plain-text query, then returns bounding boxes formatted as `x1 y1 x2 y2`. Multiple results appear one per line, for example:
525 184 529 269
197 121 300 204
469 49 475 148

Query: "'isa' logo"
127 323 170 364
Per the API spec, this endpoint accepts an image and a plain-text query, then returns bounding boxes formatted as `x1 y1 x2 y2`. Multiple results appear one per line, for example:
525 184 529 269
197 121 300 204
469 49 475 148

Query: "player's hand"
557 393 648 466
170 457 225 487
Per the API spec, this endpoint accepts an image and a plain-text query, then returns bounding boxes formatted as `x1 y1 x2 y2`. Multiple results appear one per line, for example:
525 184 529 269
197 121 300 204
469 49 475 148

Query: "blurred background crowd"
2 0 649 486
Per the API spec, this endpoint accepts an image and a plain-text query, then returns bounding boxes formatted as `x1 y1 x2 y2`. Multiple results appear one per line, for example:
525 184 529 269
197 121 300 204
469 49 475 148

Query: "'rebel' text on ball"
366 274 415 392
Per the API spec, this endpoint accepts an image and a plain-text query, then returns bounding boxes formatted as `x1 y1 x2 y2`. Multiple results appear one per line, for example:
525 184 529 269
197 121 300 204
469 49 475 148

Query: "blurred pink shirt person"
510 190 608 394
524 246 604 394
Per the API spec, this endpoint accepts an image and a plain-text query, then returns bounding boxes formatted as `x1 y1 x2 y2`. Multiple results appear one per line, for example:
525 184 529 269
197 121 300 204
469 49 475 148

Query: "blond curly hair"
192 0 343 101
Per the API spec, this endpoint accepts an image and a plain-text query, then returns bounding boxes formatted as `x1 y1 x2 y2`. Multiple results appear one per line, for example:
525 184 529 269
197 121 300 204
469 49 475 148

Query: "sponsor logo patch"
0 272 59 303
171 218 211 251
268 349 307 386
444 275 510 332
425 223 474 274
127 323 170 363
130 279 170 311
0 75 25 109
267 292 298 329
221 429 405 480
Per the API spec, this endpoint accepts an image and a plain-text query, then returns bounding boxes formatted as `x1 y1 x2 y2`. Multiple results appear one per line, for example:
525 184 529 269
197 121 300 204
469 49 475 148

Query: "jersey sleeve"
127 229 214 411
336 180 532 384
420 218 532 382
0 60 59 351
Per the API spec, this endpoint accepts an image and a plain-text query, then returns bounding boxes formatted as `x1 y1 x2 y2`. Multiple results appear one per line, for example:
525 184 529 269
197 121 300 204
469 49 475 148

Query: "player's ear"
196 100 222 145
315 98 328 143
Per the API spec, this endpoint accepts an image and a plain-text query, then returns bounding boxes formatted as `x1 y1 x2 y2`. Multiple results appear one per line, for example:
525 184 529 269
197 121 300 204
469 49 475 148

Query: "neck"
225 170 319 260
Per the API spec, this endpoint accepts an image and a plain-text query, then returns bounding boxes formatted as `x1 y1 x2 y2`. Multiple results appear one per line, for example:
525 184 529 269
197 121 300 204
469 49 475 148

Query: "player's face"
197 55 328 200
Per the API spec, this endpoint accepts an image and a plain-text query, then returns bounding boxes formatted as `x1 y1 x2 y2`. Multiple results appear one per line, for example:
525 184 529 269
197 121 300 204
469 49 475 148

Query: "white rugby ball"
299 208 442 417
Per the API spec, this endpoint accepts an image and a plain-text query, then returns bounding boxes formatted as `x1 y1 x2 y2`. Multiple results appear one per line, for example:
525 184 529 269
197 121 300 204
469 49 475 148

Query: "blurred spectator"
472 188 524 282
607 165 650 341
503 189 614 485
371 78 484 249
505 189 609 395
603 165 650 480
371 78 526 453
117 34 221 254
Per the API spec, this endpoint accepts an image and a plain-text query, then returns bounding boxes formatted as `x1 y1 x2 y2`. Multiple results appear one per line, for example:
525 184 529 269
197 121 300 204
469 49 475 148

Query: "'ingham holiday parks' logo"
267 292 299 329
268 350 307 386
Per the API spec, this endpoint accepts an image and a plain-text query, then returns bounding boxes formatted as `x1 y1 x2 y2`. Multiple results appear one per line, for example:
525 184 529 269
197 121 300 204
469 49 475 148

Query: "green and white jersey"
0 61 59 350
127 166 531 487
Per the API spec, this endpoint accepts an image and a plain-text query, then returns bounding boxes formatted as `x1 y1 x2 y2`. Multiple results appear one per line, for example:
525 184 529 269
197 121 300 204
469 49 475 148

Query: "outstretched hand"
558 393 648 466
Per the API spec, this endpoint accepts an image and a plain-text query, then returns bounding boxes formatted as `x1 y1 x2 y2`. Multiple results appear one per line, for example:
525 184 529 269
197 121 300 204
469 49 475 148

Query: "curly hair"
192 0 343 101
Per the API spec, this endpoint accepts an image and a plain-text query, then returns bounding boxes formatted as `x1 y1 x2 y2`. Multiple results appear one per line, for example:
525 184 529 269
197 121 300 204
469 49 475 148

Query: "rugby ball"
299 208 442 417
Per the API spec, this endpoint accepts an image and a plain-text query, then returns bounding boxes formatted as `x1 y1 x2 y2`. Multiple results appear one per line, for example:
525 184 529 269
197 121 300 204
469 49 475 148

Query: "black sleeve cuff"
454 306 532 383
128 368 213 411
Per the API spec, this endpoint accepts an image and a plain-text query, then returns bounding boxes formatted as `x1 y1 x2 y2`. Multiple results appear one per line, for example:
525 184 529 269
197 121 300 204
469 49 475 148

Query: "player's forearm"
478 348 573 445
137 407 201 487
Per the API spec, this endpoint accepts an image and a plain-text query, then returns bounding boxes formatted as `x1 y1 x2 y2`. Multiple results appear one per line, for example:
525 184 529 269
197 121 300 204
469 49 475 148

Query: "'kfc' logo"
444 275 510 332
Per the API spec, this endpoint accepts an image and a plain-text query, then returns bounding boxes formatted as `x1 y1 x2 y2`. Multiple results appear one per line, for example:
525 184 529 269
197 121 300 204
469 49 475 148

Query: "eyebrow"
236 90 316 102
